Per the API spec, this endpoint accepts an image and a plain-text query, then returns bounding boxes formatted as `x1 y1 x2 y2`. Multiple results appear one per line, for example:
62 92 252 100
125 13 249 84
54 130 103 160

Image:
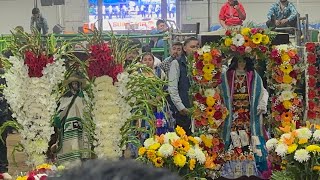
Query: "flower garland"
305 43 320 121
221 27 272 60
4 55 66 166
191 45 228 131
267 45 303 135
266 126 320 179
92 74 132 159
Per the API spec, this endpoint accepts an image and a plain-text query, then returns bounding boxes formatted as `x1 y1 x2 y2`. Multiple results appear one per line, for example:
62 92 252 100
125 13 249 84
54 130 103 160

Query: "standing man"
266 0 298 29
168 37 199 135
159 41 183 76
219 0 246 29
0 64 12 180
30 8 49 35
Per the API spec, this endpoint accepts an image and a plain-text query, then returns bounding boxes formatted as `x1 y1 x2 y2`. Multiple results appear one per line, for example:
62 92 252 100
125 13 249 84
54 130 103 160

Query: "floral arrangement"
266 125 320 180
305 43 320 121
2 31 67 166
138 126 210 178
221 27 272 60
92 74 132 159
267 45 303 135
16 163 65 180
190 45 228 132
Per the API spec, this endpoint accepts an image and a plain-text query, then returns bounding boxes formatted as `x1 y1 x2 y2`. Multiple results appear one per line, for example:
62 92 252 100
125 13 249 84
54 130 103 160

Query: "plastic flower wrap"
305 43 320 121
138 126 209 178
267 125 320 180
221 27 272 60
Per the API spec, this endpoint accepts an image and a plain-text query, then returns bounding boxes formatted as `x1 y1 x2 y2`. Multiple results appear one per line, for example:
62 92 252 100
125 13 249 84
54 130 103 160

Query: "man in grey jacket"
30 8 49 35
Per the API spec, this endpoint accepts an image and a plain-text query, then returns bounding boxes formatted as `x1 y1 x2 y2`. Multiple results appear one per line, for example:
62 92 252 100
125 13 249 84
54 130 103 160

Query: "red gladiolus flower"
306 43 316 52
308 65 317 76
308 77 316 87
307 53 316 64
308 89 316 99
308 110 317 119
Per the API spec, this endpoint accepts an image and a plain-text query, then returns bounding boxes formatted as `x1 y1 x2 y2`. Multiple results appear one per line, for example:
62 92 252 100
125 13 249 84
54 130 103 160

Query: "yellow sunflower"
202 64 215 74
224 37 233 47
153 157 164 167
280 64 293 74
241 27 251 36
261 35 270 45
138 147 147 156
203 73 213 81
252 33 263 44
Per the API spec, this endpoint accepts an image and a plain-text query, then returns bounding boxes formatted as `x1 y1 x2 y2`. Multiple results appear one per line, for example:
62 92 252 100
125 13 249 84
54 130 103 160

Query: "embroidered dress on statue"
220 70 268 178
54 91 91 166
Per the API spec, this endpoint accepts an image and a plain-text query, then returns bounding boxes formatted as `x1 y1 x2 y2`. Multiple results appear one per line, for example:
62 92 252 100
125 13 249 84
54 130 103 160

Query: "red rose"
289 70 298 79
308 65 317 76
309 101 316 110
308 110 317 119
213 110 223 120
274 104 285 113
308 77 316 87
271 49 279 58
308 89 316 99
194 93 206 104
27 176 36 180
307 53 316 64
225 30 232 36
237 46 246 55
274 57 282 65
195 60 204 70
306 43 316 52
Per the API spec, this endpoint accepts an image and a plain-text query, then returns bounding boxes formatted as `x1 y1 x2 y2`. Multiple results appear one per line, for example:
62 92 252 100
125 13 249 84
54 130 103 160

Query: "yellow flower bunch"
36 163 52 170
138 126 209 177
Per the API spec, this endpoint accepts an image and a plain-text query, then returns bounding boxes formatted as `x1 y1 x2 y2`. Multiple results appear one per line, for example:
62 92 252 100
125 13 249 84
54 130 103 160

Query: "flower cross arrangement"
221 27 272 60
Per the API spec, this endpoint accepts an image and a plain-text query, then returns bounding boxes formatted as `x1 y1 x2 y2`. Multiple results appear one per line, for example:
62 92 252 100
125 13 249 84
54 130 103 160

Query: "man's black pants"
174 112 192 136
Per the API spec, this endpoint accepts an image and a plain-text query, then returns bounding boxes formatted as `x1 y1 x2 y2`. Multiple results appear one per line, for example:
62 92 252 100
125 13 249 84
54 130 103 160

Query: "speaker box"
53 0 65 5
41 0 53 6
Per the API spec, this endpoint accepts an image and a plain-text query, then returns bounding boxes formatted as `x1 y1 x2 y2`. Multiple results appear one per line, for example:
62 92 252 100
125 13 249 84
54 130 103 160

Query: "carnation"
158 144 174 157
275 143 288 157
313 130 320 141
266 138 278 151
194 145 206 164
164 132 180 143
204 88 216 97
294 149 310 163
295 128 312 140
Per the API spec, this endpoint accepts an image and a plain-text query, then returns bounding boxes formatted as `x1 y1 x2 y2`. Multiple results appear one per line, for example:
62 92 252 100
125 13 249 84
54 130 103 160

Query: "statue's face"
70 81 80 92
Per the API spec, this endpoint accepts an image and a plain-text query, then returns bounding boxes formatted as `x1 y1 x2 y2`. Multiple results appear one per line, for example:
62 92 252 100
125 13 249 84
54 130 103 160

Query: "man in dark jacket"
0 67 12 180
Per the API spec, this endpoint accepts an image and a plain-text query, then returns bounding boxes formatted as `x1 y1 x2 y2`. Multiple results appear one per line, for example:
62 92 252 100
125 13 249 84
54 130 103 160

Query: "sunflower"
146 150 157 160
283 100 293 110
202 64 215 74
173 153 187 167
206 106 216 116
280 64 293 74
203 52 212 61
241 27 251 36
283 74 293 84
176 126 186 137
153 157 164 167
138 147 147 156
206 96 216 107
180 140 191 152
203 73 213 81
261 35 270 45
281 112 293 122
252 33 263 44
224 37 233 47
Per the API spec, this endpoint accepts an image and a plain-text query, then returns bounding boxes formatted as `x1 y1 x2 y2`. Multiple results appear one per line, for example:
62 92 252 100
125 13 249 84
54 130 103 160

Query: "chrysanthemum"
296 128 312 140
275 143 288 157
313 130 320 141
266 138 278 151
158 144 174 157
294 149 310 163
232 34 245 47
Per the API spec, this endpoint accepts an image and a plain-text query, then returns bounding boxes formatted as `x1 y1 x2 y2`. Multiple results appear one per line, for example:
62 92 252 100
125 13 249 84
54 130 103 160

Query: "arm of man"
168 60 186 112
235 3 246 20
42 17 49 35
287 3 298 22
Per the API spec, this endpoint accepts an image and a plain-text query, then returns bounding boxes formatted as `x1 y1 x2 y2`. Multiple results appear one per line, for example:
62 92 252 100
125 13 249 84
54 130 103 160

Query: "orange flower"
287 50 296 58
156 134 165 144
171 139 182 148
243 36 251 47
280 125 291 133
211 49 220 57
206 107 216 116
281 112 293 122
211 152 218 160
205 155 216 169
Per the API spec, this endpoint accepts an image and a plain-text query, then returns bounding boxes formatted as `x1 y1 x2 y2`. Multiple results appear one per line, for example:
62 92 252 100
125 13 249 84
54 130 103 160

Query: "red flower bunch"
24 51 54 77
87 42 123 82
